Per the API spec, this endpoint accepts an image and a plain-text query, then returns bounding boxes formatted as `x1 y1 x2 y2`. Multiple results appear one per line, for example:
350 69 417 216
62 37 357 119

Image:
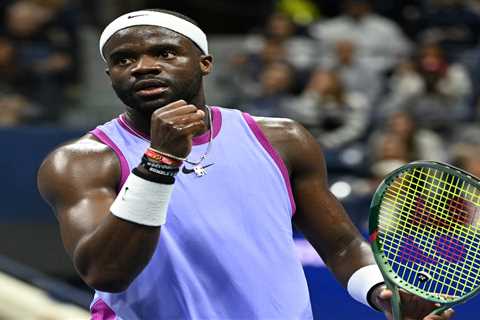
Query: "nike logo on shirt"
182 163 215 175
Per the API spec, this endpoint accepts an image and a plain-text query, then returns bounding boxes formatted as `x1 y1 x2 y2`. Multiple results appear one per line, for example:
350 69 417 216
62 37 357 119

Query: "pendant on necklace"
193 165 208 177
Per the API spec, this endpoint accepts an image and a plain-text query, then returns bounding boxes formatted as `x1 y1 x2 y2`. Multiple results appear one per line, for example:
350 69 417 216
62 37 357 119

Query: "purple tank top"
89 107 312 319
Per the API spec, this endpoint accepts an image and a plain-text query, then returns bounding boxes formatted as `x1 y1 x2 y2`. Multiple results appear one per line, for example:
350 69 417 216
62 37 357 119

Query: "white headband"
99 10 208 61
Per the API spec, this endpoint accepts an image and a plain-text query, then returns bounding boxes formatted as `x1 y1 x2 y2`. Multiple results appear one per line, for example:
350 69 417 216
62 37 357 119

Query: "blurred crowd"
2 0 480 229
0 0 81 125
217 0 480 228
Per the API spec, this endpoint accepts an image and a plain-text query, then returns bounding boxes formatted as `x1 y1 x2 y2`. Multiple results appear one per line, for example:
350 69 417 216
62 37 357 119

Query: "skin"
37 25 453 319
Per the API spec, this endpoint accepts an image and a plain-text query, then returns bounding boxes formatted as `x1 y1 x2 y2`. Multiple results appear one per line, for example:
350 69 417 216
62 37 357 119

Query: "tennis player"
37 9 454 320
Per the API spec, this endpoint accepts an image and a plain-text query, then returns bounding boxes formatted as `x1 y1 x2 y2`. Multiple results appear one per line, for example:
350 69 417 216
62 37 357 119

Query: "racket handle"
387 280 402 320
391 289 402 320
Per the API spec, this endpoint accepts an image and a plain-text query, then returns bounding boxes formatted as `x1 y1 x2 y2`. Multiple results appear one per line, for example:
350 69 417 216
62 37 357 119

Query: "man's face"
103 26 211 113
344 1 371 19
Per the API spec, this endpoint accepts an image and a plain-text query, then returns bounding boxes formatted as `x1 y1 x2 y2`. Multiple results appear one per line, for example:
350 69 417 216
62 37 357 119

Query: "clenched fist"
149 100 207 159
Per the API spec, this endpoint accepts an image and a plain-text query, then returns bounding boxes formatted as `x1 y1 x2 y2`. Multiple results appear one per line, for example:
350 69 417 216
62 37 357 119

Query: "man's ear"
200 55 213 76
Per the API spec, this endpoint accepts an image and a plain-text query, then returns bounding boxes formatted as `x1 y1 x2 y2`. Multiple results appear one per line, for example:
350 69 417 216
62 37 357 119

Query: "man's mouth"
136 86 168 97
133 79 169 97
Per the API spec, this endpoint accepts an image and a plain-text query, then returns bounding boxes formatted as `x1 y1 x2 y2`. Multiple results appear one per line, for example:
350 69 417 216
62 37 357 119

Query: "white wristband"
347 264 385 309
110 172 174 226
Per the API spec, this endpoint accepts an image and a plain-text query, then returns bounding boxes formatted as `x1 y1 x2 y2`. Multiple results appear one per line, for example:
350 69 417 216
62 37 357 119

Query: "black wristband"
147 167 178 177
366 282 386 312
132 167 175 185
139 155 180 178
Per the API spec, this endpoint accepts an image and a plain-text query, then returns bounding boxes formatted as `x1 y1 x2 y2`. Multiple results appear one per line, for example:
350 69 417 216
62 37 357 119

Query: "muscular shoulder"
40 134 119 176
253 116 325 175
37 134 120 207
254 116 300 141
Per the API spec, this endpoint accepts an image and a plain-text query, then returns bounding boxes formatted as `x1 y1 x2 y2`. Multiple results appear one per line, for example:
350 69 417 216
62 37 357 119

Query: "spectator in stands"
1 0 80 123
309 0 411 74
224 11 319 104
449 119 480 148
283 68 369 150
450 142 480 178
369 132 410 181
380 42 472 133
239 11 319 73
344 132 410 230
322 39 382 104
0 36 40 126
380 59 423 115
420 42 472 100
226 38 288 105
241 61 297 117
368 111 447 163
461 42 480 119
417 0 480 61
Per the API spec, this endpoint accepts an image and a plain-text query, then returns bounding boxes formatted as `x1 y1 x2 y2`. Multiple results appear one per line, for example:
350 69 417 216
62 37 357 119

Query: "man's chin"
130 97 175 113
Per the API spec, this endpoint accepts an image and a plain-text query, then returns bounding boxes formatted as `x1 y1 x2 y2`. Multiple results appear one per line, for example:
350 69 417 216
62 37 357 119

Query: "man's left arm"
258 117 454 320
263 118 376 287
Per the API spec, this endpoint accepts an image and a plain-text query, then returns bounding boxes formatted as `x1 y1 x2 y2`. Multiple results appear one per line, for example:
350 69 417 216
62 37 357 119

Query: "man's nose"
131 55 161 76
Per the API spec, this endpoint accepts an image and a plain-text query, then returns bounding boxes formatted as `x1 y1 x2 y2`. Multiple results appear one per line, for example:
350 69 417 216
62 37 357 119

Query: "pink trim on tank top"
242 113 296 215
192 107 222 145
118 114 149 141
91 298 117 320
91 128 130 190
117 107 222 146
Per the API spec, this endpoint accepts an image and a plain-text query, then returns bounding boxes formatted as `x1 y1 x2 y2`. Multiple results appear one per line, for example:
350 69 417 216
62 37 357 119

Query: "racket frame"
369 161 480 318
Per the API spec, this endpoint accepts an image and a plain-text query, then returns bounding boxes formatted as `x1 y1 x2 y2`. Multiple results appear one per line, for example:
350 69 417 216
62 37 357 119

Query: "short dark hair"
145 9 200 27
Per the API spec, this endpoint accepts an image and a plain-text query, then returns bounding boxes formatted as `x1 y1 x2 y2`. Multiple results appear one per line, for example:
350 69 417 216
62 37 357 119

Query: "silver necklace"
184 105 213 177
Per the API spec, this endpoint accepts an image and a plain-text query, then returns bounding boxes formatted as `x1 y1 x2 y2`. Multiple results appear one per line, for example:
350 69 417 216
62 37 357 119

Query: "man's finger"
165 111 205 125
174 121 207 137
402 294 432 315
445 308 455 318
162 99 187 110
420 308 454 320
378 289 393 300
153 104 199 119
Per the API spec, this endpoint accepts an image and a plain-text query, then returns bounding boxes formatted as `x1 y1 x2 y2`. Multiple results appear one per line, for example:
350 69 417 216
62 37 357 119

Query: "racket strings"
402 170 480 296
377 167 480 301
382 169 479 247
385 170 479 231
383 177 479 264
382 173 479 297
384 172 480 264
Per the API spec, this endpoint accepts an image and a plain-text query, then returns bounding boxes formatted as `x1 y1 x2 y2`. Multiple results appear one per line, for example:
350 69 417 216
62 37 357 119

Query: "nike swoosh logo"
128 14 148 19
182 163 215 174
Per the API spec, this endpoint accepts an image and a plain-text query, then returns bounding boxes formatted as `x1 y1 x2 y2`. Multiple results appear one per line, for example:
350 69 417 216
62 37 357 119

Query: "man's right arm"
38 100 206 293
37 137 161 293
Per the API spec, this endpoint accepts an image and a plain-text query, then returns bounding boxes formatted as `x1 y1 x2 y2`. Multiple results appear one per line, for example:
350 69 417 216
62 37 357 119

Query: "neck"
124 93 210 137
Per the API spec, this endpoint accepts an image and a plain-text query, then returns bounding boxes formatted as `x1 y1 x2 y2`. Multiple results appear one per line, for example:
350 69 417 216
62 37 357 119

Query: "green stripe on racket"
369 161 480 319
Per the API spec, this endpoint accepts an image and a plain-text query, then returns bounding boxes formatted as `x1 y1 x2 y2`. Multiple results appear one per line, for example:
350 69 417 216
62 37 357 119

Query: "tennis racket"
369 161 480 319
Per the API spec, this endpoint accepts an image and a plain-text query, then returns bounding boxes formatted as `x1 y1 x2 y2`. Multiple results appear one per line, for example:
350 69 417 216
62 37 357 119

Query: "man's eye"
117 57 134 65
159 50 175 59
